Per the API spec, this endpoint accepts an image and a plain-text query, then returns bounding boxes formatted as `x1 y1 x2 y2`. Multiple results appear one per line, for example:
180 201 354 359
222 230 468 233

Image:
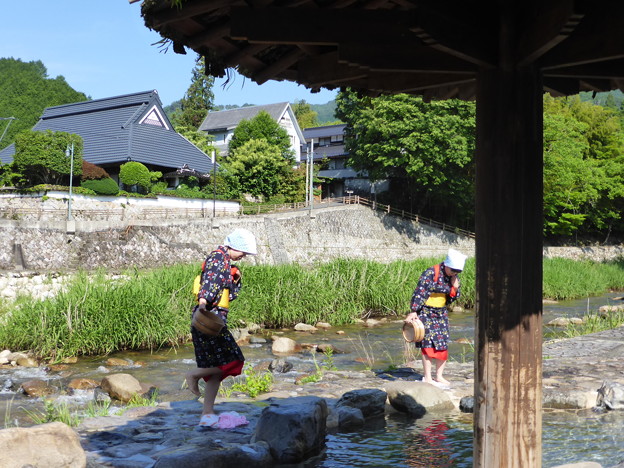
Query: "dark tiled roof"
311 145 348 159
303 124 346 139
0 90 215 173
318 168 362 179
199 102 290 132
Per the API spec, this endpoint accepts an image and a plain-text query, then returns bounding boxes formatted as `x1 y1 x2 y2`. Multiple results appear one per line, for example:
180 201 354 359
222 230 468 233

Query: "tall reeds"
0 256 621 359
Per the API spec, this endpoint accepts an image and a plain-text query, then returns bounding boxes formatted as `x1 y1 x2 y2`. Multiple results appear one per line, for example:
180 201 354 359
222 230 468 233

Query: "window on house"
139 106 170 130
331 134 344 144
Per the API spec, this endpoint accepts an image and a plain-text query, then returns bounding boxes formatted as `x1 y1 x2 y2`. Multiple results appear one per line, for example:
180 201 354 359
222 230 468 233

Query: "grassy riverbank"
0 257 622 360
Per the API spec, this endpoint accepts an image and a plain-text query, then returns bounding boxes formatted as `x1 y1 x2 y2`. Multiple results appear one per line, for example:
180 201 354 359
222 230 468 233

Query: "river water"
1 292 623 467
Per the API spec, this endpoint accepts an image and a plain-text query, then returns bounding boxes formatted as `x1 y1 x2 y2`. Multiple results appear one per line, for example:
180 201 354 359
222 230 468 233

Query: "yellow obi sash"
425 293 447 308
216 288 230 308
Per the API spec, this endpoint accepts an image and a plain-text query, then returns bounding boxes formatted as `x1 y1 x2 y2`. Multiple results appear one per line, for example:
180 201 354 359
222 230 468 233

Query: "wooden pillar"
474 65 544 467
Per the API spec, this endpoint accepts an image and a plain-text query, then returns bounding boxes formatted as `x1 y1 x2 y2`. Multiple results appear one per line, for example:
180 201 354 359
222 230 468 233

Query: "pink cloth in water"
216 411 249 429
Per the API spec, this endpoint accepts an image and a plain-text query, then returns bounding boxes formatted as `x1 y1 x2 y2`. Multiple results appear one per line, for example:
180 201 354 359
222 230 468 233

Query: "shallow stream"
1 292 623 467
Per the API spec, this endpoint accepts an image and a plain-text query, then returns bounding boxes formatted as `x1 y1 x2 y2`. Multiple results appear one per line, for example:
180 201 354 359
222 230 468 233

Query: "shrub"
81 161 109 181
81 177 119 195
119 162 161 193
119 161 151 191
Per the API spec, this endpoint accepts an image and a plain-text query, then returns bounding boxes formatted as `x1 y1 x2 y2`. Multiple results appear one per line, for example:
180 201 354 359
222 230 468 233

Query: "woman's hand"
405 312 418 323
231 266 241 283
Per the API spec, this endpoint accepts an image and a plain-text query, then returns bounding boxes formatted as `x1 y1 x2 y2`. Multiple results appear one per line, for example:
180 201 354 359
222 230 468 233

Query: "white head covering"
444 248 467 271
224 228 258 255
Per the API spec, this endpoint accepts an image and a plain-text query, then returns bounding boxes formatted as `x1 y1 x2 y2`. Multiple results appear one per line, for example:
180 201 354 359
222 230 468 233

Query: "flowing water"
1 292 623 467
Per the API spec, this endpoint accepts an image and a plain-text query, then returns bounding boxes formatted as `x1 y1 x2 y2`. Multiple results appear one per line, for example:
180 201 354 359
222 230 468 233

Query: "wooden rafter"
229 7 421 45
410 2 497 68
337 42 476 73
540 3 624 69
148 0 241 27
517 0 584 66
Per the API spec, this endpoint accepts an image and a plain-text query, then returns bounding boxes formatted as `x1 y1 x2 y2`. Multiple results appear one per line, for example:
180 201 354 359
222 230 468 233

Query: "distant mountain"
0 57 88 150
310 100 337 124
579 89 624 108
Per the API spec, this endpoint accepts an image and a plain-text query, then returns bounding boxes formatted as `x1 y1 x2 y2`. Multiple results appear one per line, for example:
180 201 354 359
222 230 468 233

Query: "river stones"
0 422 86 468
101 373 143 402
385 381 454 417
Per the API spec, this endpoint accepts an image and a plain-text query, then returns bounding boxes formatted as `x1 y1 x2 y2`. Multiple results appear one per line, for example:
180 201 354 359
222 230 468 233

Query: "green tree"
224 139 295 199
336 90 475 228
14 130 83 186
175 125 217 158
228 111 294 160
543 94 624 238
171 56 215 130
0 58 88 150
292 100 318 129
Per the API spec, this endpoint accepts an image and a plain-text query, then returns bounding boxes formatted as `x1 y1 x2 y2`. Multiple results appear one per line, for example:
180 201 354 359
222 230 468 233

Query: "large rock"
0 422 86 468
336 388 387 418
252 396 327 464
100 373 143 402
271 337 301 354
385 381 454 417
596 380 624 410
153 441 273 468
20 379 56 397
543 390 597 409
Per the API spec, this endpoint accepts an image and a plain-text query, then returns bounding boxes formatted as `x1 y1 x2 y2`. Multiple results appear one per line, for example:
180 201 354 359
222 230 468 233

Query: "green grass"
0 266 196 361
543 257 624 300
0 256 621 360
551 308 624 339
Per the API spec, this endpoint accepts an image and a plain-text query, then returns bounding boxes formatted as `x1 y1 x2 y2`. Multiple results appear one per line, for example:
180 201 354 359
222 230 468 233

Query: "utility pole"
0 117 16 146
309 139 314 213
212 150 217 217
65 143 75 221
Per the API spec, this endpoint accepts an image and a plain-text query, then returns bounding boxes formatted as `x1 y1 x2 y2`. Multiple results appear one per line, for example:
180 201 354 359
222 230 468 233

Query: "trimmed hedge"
81 177 120 195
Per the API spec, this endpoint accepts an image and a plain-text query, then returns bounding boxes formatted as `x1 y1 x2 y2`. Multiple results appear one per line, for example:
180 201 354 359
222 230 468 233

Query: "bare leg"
421 353 434 383
185 367 221 398
202 372 222 415
434 359 450 385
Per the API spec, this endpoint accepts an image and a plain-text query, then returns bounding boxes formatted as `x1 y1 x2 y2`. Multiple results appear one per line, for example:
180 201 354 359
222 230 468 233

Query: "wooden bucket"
402 318 425 343
192 307 225 336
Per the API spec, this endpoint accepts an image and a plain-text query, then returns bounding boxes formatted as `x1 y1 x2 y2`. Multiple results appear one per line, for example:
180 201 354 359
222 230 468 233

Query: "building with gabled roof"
0 90 215 182
302 123 388 199
199 102 305 162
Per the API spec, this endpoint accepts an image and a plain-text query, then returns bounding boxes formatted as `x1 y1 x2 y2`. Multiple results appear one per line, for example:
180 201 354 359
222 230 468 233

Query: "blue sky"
1 0 338 107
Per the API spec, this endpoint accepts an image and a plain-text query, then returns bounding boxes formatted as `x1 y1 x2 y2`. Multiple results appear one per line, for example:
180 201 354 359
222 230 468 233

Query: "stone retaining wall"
1 196 622 272
1 200 474 271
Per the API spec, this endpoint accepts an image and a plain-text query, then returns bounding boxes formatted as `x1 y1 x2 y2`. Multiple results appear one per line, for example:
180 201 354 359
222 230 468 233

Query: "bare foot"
422 377 434 384
185 373 201 396
434 376 450 386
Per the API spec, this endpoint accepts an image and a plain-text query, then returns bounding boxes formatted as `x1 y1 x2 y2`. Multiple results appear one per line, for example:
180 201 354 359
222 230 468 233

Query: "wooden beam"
149 0 240 27
544 59 624 80
187 20 231 48
540 4 624 69
543 77 579 95
230 7 420 46
517 0 584 66
224 43 268 67
366 73 474 93
474 64 543 468
298 52 368 86
252 49 306 84
338 43 476 74
410 2 497 67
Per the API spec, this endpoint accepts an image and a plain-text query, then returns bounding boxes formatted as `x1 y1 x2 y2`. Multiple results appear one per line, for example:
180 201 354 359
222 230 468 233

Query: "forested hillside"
0 58 88 150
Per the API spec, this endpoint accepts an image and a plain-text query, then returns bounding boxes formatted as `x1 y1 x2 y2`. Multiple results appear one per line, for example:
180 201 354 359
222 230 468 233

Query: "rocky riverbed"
1 325 624 467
